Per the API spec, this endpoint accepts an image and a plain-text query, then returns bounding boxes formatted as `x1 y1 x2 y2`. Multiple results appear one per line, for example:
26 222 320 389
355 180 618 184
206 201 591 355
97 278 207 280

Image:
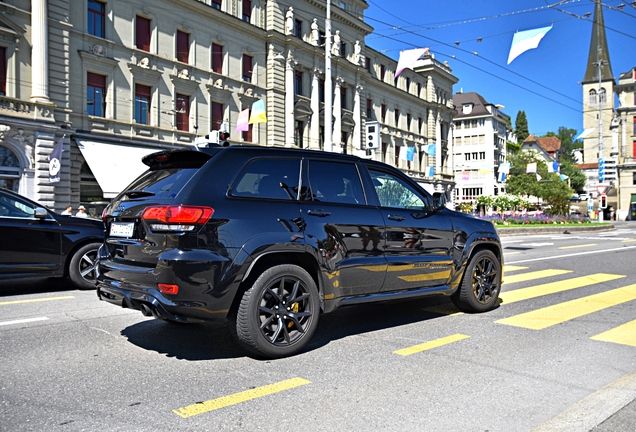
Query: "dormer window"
462 103 473 115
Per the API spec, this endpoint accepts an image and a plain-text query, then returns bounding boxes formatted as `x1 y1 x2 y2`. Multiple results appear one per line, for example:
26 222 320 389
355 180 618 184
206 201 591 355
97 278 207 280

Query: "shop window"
87 72 106 117
88 1 105 38
0 146 20 192
136 16 151 52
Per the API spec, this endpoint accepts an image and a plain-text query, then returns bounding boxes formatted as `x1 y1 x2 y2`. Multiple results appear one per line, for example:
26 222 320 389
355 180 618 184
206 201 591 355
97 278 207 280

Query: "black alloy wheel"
236 264 319 358
68 242 101 290
452 249 501 312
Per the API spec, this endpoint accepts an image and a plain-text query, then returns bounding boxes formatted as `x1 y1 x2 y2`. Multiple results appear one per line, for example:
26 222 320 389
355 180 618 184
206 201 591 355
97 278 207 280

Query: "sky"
363 0 636 137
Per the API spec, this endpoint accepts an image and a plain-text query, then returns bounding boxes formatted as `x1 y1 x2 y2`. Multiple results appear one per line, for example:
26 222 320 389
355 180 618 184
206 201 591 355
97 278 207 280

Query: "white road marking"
0 317 49 326
507 245 636 264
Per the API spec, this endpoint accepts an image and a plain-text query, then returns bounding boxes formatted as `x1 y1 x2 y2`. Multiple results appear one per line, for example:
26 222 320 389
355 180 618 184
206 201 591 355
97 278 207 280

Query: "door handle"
388 214 406 221
307 209 331 217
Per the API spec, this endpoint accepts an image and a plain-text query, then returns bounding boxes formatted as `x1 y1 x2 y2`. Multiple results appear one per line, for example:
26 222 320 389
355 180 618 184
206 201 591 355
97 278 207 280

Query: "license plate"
110 222 135 238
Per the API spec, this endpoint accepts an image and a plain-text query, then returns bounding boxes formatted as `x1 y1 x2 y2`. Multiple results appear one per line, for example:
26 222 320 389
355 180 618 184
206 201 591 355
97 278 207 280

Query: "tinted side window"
307 160 365 205
232 158 301 200
369 169 429 210
0 193 35 218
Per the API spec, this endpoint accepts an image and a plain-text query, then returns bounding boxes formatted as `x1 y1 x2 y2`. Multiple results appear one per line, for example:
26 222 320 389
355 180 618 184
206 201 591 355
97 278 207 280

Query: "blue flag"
48 136 64 183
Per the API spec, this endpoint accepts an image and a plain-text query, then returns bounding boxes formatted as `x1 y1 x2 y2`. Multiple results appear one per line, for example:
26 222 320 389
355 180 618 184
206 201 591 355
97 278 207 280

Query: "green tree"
515 111 529 144
506 150 574 215
541 126 586 191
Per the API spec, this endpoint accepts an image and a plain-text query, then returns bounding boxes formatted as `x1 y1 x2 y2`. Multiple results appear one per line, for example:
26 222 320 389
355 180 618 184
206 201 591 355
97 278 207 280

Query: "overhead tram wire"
363 14 582 112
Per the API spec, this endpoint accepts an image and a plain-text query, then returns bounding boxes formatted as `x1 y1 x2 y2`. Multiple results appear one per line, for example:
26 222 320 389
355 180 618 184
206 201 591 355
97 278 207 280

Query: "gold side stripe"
398 270 451 282
173 377 311 418
496 284 636 330
503 269 572 285
0 296 75 306
500 273 626 304
393 334 470 356
591 320 636 347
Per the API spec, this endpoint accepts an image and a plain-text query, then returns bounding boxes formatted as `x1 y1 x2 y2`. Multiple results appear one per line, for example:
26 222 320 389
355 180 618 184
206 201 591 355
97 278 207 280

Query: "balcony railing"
0 96 55 122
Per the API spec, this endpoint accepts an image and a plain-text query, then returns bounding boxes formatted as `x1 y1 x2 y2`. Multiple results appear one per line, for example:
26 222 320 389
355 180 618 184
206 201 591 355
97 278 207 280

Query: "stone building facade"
0 0 458 216
451 91 512 204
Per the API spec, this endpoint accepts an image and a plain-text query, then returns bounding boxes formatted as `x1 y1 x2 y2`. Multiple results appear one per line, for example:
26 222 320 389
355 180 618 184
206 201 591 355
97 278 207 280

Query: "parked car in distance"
97 146 503 358
0 188 104 289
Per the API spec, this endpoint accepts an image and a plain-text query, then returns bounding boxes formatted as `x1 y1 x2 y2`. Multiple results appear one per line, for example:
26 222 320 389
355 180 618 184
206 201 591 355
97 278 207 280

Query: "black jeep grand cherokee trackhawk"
97 146 502 358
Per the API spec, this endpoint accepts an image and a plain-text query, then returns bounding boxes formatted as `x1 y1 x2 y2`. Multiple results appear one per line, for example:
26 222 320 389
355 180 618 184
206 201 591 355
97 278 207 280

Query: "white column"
324 0 333 152
309 67 320 149
285 52 296 147
352 83 362 150
31 0 50 103
332 77 342 149
435 115 442 175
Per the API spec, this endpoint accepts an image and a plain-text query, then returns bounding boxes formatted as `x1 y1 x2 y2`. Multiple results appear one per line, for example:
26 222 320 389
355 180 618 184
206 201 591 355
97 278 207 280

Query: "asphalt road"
1 224 635 431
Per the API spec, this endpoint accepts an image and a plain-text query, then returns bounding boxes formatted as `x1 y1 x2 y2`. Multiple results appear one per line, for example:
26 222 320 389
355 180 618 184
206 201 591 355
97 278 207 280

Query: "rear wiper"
123 190 155 198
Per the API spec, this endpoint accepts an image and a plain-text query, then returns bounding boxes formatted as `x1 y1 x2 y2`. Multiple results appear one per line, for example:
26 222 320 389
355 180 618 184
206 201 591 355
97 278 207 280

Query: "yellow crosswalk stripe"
504 265 527 272
591 320 636 347
503 269 572 285
173 377 311 418
496 284 636 330
394 334 470 356
559 243 596 250
500 273 625 304
0 296 75 306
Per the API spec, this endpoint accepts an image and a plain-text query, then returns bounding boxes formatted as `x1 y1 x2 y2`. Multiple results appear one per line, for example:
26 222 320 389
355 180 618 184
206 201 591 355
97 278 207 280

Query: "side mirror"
34 207 48 219
432 192 447 210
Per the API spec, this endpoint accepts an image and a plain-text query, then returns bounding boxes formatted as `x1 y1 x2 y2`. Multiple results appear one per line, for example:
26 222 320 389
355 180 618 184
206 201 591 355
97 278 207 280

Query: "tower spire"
582 0 613 83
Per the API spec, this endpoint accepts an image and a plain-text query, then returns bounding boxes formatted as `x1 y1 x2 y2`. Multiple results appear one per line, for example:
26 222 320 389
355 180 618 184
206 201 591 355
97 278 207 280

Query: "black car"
0 188 103 289
97 146 502 358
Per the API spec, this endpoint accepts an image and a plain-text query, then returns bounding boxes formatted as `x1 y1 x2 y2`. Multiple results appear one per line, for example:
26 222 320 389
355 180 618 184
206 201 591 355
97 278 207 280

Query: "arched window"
599 88 607 105
588 89 597 106
0 145 21 191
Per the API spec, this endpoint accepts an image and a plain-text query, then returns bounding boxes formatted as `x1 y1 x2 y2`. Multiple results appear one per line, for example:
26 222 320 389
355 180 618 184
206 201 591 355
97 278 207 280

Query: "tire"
68 242 101 290
452 249 501 313
235 264 319 358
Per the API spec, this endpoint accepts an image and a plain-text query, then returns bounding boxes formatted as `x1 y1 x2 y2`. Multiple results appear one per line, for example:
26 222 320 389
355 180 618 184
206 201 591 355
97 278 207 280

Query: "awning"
76 140 162 198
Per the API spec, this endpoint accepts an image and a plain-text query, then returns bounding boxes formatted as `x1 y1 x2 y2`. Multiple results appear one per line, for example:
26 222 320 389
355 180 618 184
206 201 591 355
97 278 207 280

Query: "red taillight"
158 283 179 295
101 205 110 222
141 205 214 232
141 205 214 224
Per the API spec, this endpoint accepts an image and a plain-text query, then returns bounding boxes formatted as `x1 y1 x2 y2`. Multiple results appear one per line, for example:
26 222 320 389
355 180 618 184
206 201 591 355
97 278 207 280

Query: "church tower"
581 0 615 177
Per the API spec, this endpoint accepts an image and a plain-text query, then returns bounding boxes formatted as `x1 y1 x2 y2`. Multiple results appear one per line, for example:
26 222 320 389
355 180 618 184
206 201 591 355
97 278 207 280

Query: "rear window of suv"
125 168 199 199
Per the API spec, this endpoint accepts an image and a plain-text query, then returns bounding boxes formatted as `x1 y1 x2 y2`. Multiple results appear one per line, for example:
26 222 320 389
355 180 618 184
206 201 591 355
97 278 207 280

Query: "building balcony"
0 96 56 123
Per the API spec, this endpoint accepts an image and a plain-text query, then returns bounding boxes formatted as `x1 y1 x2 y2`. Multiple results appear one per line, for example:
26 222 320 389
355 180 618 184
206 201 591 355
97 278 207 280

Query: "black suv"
97 146 502 358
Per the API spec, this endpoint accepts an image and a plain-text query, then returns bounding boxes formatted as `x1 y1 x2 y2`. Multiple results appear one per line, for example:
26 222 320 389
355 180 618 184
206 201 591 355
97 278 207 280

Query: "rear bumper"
96 251 237 322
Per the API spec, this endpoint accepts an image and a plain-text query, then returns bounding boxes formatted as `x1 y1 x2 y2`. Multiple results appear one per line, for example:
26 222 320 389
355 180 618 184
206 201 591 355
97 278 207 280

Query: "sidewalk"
531 368 636 432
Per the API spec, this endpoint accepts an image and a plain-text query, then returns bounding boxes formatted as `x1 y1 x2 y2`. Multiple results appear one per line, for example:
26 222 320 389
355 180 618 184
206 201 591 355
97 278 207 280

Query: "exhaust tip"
139 303 153 317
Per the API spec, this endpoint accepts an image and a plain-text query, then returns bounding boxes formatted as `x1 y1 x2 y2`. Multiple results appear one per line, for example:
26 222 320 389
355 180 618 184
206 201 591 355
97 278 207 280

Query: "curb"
497 224 615 237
